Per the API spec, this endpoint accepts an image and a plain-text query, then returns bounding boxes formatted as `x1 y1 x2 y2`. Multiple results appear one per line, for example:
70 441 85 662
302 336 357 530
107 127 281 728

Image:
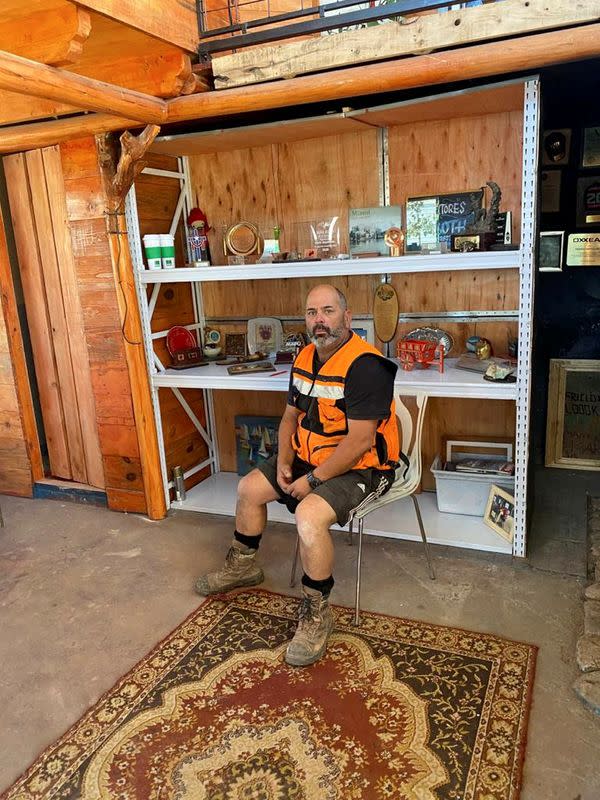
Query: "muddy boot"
285 585 334 667
194 540 264 596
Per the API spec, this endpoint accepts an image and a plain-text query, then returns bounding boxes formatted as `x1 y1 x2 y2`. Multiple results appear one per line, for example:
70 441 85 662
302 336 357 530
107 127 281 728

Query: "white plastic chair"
290 392 435 626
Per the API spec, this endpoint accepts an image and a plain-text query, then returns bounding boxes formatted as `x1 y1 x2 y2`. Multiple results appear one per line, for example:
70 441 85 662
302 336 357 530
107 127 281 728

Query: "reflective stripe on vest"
290 333 400 470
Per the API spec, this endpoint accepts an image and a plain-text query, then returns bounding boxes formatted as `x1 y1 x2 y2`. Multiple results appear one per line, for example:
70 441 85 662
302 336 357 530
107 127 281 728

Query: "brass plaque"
566 234 600 267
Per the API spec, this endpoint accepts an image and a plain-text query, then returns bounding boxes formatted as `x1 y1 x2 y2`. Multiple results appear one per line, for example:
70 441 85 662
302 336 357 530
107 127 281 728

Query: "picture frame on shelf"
351 320 375 345
405 190 483 252
483 485 515 543
581 126 600 168
545 359 600 471
225 332 247 357
541 170 562 213
348 206 403 257
576 175 600 226
541 128 571 166
538 231 564 272
235 415 279 476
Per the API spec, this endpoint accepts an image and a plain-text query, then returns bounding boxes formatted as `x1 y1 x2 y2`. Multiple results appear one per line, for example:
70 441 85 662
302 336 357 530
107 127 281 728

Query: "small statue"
469 181 502 235
475 338 492 360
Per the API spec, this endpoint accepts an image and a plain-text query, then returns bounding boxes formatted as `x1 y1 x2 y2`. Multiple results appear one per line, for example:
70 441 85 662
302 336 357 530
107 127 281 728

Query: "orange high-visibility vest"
290 333 399 470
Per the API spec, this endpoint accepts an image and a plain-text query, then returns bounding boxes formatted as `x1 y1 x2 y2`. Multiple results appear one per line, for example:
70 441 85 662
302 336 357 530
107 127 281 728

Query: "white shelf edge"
139 250 521 283
152 359 517 400
172 473 512 555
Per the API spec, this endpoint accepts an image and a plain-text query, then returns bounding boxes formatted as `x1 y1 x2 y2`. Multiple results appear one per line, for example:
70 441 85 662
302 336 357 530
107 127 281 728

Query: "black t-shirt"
287 351 397 420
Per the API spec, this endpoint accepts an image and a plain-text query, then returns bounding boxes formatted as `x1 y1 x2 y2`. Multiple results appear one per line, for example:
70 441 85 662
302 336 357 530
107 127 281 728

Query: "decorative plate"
402 327 454 356
247 317 284 355
166 325 197 357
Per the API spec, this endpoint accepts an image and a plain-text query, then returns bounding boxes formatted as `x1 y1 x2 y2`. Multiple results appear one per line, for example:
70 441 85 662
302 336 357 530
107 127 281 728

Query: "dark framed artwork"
541 128 571 166
538 231 564 272
576 176 600 226
225 332 247 356
541 170 561 213
581 126 600 168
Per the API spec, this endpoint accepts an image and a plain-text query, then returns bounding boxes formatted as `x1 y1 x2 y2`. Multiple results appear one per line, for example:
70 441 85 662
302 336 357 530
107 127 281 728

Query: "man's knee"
295 495 336 540
238 469 276 505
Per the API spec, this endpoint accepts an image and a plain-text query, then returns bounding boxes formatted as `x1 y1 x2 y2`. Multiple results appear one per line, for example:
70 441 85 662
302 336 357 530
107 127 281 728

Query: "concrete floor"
1 493 599 799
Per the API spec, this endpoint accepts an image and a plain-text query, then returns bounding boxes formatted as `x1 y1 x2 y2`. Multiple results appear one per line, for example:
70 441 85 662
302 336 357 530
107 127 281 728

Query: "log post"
97 125 167 520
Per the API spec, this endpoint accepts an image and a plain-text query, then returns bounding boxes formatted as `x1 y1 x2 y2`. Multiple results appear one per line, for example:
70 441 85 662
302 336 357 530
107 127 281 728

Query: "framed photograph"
483 485 515 543
545 359 600 471
349 206 402 257
581 126 600 168
235 415 279 476
541 128 571 166
541 170 561 213
351 319 375 345
576 176 600 226
538 231 564 272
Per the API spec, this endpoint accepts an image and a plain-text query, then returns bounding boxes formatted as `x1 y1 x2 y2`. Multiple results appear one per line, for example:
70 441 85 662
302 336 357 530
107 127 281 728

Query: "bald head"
305 284 352 353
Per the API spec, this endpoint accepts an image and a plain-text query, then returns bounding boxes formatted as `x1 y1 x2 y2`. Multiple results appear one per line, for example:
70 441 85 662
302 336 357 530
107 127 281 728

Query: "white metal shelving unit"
126 76 539 559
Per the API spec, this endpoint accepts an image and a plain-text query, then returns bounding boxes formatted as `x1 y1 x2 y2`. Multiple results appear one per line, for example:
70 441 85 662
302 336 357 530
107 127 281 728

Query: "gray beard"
308 325 346 350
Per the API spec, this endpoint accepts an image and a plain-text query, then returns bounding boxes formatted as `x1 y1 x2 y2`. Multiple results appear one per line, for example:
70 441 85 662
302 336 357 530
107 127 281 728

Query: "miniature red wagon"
396 339 445 372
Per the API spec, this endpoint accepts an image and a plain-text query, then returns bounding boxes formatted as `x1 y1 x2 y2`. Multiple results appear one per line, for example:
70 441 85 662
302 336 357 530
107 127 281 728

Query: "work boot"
194 540 264 596
285 585 335 667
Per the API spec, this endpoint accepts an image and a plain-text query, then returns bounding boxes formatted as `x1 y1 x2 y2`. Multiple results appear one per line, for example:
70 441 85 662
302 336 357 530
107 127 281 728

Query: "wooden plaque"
373 283 399 343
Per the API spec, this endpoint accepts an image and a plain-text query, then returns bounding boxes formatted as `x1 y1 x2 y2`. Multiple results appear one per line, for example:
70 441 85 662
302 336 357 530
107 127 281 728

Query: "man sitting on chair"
195 284 400 666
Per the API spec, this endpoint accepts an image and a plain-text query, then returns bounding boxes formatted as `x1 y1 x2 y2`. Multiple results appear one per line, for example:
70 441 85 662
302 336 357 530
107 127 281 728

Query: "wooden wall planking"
135 152 208 491
186 110 522 477
4 152 72 479
59 137 147 511
0 201 42 496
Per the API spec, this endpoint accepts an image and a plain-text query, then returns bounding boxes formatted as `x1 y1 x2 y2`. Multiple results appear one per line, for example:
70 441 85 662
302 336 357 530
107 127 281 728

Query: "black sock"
302 572 334 597
234 530 262 550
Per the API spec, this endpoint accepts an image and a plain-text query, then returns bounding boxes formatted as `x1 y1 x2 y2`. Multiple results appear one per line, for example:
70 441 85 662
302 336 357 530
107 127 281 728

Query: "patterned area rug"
3 590 536 800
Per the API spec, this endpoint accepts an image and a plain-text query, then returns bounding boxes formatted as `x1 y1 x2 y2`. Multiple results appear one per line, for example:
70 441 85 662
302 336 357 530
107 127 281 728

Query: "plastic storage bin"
430 440 515 516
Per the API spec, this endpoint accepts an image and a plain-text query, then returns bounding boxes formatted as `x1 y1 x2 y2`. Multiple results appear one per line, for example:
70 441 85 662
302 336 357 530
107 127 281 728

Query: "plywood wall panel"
388 111 523 243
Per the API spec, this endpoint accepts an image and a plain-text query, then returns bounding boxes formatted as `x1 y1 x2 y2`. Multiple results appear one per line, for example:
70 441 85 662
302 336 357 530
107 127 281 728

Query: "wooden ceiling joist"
1 22 600 154
0 48 166 124
0 1 92 67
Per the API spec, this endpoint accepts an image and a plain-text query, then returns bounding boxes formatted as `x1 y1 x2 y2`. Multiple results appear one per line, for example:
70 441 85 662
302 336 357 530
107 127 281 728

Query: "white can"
142 234 162 270
160 233 176 269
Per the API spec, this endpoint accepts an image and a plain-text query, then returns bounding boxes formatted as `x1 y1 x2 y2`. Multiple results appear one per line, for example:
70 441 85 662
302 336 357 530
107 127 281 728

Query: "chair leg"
412 494 435 580
290 534 300 588
346 518 353 546
354 518 364 626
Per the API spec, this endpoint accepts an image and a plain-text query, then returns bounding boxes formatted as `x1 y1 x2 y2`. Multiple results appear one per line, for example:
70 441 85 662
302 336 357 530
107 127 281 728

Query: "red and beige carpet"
3 590 536 800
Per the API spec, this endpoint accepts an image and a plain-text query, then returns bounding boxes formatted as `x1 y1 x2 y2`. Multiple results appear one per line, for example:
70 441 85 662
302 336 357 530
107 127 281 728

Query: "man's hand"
276 460 293 491
284 475 312 501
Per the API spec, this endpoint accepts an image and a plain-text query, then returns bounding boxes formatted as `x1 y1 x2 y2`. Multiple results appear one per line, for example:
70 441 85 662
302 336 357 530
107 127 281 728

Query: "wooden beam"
0 1 92 67
0 49 166 123
168 22 600 121
1 22 600 153
75 0 199 53
212 0 600 88
97 127 168 520
0 113 142 153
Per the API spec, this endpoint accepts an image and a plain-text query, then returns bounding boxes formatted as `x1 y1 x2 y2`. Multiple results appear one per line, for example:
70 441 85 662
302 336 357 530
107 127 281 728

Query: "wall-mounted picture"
566 233 600 267
235 415 279 476
576 176 600 226
349 207 403 256
541 170 561 213
538 231 564 272
541 128 571 166
581 125 600 168
351 319 375 345
483 484 515 543
545 359 600 471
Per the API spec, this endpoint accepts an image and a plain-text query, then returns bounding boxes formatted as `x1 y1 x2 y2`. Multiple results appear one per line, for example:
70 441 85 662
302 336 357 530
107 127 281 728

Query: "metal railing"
198 0 490 57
